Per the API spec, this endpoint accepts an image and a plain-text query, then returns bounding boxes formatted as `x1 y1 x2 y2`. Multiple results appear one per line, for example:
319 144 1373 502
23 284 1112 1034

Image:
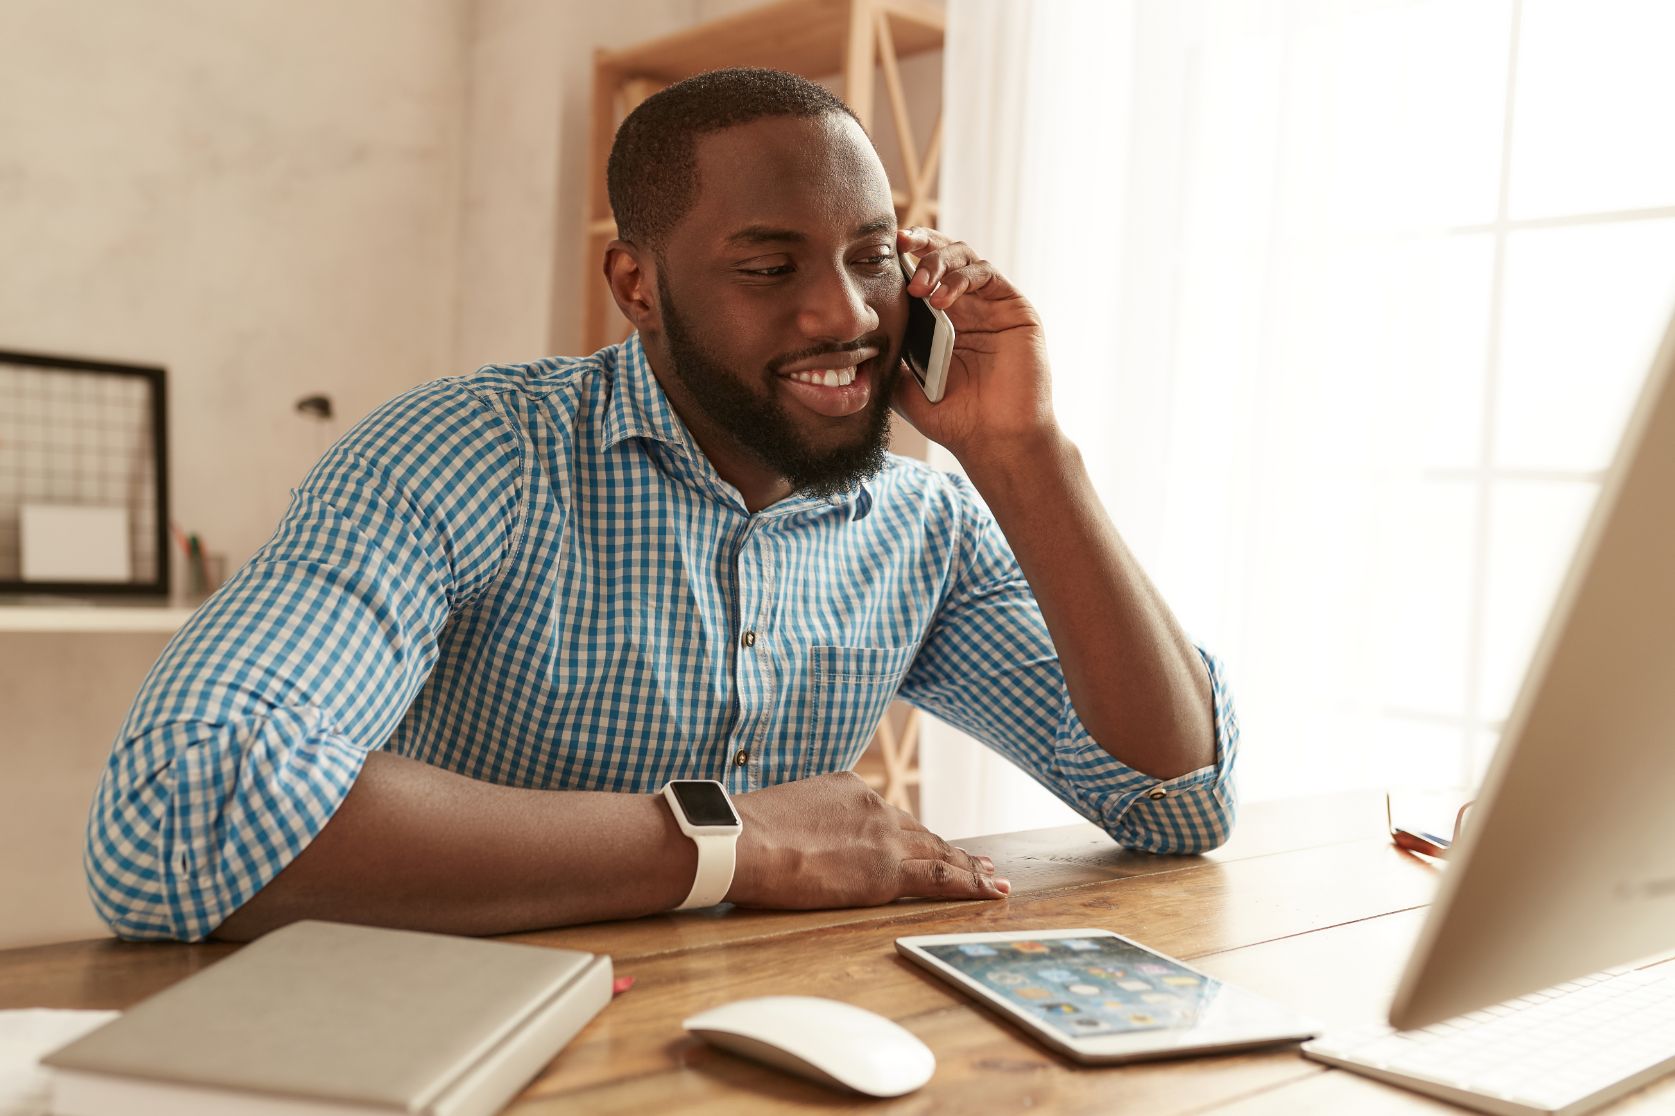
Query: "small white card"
19 504 131 582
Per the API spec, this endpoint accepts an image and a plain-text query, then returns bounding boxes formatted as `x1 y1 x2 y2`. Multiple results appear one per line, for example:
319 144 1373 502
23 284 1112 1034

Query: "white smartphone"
895 928 1318 1064
899 250 954 403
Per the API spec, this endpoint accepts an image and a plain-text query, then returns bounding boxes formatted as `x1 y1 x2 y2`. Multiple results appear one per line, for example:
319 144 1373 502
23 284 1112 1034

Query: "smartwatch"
660 779 742 911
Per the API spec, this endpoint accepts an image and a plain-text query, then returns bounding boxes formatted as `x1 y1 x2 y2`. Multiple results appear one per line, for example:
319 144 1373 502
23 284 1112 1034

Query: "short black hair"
606 67 864 252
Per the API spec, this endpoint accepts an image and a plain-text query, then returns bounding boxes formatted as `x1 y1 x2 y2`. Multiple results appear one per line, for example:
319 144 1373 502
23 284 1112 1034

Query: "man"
86 68 1237 943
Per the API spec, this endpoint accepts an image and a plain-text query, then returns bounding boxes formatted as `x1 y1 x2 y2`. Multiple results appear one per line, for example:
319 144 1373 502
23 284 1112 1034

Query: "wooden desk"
3 793 1671 1113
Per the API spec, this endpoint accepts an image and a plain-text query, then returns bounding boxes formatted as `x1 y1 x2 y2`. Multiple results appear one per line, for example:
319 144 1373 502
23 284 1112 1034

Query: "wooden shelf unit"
579 0 946 354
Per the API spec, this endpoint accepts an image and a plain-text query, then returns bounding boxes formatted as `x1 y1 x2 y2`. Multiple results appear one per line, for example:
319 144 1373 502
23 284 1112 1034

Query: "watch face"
670 781 739 827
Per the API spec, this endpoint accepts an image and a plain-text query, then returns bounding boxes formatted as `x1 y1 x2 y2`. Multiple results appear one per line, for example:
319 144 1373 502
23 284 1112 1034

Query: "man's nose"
797 264 878 342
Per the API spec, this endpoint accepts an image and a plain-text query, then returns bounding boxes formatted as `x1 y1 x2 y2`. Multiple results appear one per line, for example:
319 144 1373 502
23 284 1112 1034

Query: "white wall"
0 0 472 570
452 0 700 367
0 631 176 948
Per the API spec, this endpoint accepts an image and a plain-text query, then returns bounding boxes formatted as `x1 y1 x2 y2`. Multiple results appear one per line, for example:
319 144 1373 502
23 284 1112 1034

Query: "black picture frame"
0 349 170 597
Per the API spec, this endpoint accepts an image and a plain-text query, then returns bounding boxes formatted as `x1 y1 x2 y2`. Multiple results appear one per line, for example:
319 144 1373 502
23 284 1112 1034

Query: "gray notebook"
42 920 612 1116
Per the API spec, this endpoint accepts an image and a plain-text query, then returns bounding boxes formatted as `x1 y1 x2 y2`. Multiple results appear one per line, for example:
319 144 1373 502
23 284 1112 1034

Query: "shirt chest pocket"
803 644 917 777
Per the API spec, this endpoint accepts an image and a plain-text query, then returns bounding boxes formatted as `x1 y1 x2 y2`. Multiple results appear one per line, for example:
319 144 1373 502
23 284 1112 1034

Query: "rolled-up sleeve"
898 476 1239 854
84 379 525 941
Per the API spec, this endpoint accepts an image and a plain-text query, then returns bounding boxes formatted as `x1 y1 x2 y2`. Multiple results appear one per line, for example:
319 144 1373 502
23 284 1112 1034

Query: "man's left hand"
891 226 1057 463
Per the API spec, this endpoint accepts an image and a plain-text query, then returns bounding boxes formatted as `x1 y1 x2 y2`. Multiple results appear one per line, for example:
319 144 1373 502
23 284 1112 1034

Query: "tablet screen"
920 935 1221 1039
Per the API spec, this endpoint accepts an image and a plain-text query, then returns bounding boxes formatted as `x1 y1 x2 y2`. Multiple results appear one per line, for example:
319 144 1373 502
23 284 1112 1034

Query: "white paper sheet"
0 1011 119 1116
19 505 131 583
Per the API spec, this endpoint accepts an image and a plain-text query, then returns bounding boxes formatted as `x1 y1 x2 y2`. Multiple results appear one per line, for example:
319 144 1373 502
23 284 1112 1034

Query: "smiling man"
85 68 1238 943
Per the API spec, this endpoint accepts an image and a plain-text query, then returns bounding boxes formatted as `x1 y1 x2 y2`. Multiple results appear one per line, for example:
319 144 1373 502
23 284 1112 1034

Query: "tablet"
896 928 1318 1064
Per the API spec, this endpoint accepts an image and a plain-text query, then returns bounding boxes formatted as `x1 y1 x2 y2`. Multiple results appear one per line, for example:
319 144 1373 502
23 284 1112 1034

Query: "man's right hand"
725 772 1011 909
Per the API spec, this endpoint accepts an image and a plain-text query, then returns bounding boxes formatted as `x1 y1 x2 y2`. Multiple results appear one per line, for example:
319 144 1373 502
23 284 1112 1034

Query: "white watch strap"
677 829 739 910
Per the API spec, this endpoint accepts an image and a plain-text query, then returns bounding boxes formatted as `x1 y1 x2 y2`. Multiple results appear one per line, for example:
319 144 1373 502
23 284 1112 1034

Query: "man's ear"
602 239 661 335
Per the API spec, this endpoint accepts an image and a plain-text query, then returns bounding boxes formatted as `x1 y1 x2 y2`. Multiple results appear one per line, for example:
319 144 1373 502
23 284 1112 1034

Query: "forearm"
212 750 697 940
212 762 1008 941
959 431 1215 779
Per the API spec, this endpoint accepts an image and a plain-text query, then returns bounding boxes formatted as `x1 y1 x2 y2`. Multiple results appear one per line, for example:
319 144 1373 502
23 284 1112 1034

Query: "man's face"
647 114 908 500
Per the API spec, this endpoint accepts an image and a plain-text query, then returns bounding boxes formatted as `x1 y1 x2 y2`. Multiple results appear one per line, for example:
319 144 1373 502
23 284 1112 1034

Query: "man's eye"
739 256 892 278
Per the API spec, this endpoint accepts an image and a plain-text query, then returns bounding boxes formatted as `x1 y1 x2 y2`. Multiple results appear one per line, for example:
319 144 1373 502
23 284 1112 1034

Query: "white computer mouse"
683 994 936 1097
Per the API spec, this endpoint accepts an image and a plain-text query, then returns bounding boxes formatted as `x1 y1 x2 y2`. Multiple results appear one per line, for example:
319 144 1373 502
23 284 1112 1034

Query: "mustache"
768 336 885 375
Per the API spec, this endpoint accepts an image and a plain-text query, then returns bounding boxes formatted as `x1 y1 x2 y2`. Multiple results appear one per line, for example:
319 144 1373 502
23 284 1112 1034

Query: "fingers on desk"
901 855 1011 900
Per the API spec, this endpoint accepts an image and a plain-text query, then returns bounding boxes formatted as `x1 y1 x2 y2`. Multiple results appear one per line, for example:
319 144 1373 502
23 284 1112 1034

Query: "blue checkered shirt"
86 333 1240 941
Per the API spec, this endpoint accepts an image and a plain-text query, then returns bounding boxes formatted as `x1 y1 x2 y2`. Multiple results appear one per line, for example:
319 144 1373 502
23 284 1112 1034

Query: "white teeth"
786 366 856 387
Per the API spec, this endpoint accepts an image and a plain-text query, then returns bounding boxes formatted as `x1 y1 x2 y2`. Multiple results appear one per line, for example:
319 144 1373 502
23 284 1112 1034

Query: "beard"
657 270 900 502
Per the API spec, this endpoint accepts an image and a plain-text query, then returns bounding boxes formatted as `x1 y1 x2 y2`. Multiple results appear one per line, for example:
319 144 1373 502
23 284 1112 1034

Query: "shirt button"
734 749 751 767
741 631 757 648
1147 788 1169 801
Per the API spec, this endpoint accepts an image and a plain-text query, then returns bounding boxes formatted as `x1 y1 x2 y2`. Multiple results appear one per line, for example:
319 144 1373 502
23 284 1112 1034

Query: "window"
926 0 1675 829
1133 0 1675 798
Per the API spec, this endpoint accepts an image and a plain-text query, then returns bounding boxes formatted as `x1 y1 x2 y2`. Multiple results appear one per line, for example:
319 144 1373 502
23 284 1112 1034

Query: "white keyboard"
1303 966 1675 1116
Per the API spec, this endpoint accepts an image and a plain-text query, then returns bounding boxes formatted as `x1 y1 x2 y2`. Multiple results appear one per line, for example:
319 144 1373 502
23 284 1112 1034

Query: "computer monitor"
1388 308 1675 1031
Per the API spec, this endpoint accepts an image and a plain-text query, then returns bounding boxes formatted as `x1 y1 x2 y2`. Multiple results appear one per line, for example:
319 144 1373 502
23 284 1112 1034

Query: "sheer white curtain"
919 0 1675 839
918 0 1138 839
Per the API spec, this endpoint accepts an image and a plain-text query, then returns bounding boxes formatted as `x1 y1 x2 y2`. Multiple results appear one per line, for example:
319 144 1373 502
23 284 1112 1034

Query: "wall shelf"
0 598 194 633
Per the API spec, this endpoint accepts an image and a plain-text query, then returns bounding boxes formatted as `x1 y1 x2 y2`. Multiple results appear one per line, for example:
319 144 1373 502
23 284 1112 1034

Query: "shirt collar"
600 331 874 520
601 331 688 453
